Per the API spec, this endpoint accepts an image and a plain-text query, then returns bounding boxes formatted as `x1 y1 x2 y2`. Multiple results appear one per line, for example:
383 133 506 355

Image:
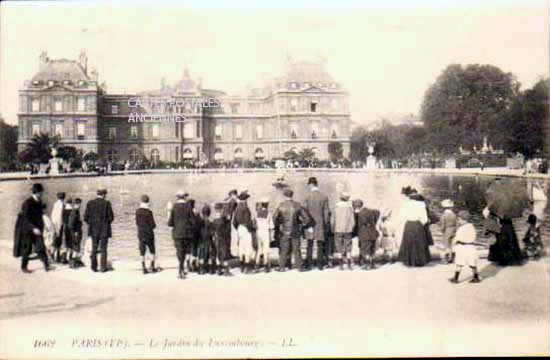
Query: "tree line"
351 64 548 161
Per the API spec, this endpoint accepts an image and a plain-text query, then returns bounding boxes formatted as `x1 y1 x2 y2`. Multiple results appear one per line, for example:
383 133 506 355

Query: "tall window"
175 146 180 162
32 124 40 136
175 122 179 138
214 148 223 161
129 149 139 162
183 148 193 160
131 126 138 139
235 124 243 140
106 149 117 162
290 123 298 139
256 124 263 139
32 99 40 112
54 99 62 112
151 149 160 164
234 148 243 159
231 103 239 114
215 124 222 140
310 101 318 113
311 122 319 139
331 98 338 112
108 127 117 140
183 122 194 139
55 123 63 138
331 124 338 139
112 105 119 114
196 120 201 138
77 97 86 112
152 123 160 139
290 98 298 112
77 123 86 139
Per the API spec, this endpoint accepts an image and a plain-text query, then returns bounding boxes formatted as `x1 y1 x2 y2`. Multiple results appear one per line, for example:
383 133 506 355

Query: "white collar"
311 186 319 192
32 194 40 201
139 203 150 209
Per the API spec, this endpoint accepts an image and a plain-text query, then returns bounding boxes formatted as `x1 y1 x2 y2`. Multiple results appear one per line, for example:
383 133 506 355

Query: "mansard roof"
31 59 90 82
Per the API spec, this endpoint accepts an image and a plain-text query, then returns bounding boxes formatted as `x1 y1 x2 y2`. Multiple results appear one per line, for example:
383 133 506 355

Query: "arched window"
183 148 193 160
331 124 338 139
234 148 243 159
311 147 320 158
151 149 160 164
255 148 265 159
214 148 224 161
129 149 139 162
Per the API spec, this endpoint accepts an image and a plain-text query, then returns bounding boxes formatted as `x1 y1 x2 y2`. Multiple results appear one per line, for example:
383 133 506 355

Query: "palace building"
18 51 351 163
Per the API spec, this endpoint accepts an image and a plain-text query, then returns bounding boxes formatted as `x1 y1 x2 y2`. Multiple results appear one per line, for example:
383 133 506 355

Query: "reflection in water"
0 172 547 261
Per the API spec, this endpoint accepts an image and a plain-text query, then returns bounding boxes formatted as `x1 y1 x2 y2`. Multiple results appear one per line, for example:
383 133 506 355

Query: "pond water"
1 171 548 261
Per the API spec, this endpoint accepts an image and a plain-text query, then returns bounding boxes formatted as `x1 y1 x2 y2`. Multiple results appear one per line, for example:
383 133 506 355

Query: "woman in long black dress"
487 211 523 266
398 192 431 267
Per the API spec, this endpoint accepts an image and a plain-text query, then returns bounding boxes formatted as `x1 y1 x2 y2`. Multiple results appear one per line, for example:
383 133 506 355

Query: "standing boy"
68 198 84 268
352 199 380 270
331 192 355 270
136 195 157 274
450 210 481 284
212 202 232 276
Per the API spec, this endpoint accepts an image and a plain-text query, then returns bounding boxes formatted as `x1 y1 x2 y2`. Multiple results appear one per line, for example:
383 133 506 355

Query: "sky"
0 0 548 126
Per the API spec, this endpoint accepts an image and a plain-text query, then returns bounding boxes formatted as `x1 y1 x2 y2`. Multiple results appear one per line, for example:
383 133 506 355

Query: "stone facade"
18 52 351 162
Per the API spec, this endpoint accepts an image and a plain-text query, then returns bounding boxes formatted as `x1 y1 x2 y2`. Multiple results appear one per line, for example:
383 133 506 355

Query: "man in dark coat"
14 183 51 273
304 177 330 270
168 189 197 279
84 186 114 272
272 188 314 272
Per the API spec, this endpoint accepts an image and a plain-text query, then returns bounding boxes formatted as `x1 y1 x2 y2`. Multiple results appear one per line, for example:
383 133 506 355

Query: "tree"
502 79 548 157
0 120 18 171
328 141 344 161
421 64 520 154
18 133 59 164
57 146 78 161
283 149 298 161
84 151 99 162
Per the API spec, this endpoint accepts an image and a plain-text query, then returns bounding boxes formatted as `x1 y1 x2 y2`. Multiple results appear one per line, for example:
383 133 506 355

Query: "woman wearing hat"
440 199 457 264
233 191 256 273
397 191 431 267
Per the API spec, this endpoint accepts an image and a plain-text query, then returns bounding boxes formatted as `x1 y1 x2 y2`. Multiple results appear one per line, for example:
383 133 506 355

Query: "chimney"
39 50 48 68
79 49 88 74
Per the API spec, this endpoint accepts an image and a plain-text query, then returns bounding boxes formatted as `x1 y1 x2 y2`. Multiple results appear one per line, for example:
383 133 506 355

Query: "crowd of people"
13 176 545 283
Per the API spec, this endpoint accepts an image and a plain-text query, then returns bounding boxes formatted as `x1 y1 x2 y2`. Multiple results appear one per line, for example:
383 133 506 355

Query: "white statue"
49 147 60 175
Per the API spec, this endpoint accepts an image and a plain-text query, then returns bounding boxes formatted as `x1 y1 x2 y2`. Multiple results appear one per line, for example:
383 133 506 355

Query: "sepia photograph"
0 0 548 358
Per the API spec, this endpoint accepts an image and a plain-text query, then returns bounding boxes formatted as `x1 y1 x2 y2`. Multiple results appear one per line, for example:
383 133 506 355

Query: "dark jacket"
13 196 44 258
68 208 83 233
233 201 255 232
84 197 114 238
168 201 197 239
273 199 314 239
304 189 330 241
136 207 156 241
223 198 238 221
355 207 380 242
